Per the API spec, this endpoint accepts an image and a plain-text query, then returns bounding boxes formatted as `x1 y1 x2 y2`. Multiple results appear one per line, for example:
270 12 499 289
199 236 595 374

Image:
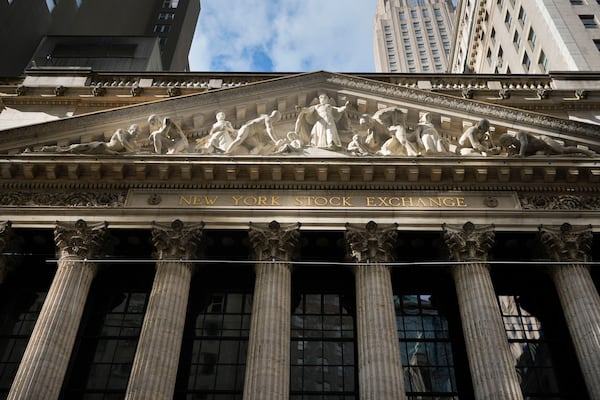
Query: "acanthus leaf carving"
345 221 398 264
539 223 593 263
151 219 204 260
248 220 301 261
54 219 109 260
442 221 495 262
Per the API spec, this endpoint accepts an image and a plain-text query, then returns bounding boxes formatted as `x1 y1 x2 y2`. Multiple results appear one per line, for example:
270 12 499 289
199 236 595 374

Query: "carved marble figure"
359 106 405 153
499 131 596 157
347 134 370 155
415 112 450 154
458 119 500 156
295 94 349 149
148 115 189 154
225 110 282 155
39 124 142 154
196 111 237 153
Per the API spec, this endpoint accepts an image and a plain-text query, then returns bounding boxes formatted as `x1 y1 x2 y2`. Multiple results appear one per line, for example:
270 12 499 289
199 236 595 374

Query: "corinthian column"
345 221 406 400
539 223 600 399
8 220 108 400
243 221 300 400
125 220 204 400
443 222 523 400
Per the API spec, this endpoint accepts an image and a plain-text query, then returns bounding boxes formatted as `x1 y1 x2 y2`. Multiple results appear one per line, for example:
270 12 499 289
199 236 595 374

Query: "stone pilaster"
125 220 204 400
8 220 108 400
243 221 300 400
0 221 13 285
443 222 523 400
539 223 600 399
345 221 406 400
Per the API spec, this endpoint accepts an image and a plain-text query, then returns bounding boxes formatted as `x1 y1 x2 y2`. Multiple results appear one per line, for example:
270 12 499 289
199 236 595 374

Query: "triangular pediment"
1 70 598 159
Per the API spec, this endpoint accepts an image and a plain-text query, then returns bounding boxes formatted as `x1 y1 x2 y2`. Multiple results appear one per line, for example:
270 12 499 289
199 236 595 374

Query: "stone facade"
0 70 598 399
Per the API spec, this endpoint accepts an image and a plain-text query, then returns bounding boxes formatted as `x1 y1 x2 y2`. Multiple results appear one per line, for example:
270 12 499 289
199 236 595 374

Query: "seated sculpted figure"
458 119 500 156
148 115 189 154
225 110 282 155
196 111 237 153
415 112 450 154
347 134 370 155
40 124 142 154
295 94 349 149
499 131 596 157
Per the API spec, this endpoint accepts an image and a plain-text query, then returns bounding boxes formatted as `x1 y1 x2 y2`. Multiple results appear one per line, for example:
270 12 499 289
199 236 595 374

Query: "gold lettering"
428 197 442 207
401 197 414 207
271 196 281 206
378 197 390 206
243 196 256 206
342 197 352 206
179 195 192 206
313 197 328 206
456 197 467 207
388 197 401 206
330 197 341 206
258 196 267 206
442 197 456 207
295 197 304 206
366 197 376 206
232 195 243 206
416 198 427 207
205 196 218 205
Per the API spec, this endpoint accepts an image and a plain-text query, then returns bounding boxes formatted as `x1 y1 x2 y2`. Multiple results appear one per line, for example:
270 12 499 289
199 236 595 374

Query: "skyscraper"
450 0 600 73
0 0 200 76
373 0 456 73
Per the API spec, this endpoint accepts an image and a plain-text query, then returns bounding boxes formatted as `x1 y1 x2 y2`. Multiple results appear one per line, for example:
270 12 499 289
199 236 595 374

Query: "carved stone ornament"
345 221 398 263
54 219 109 260
92 84 106 97
539 223 593 263
520 194 600 210
15 84 27 96
151 219 204 260
0 191 126 207
442 221 495 262
54 85 66 96
248 220 301 261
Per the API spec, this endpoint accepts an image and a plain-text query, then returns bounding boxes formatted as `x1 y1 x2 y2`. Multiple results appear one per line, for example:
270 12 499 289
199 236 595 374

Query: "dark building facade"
0 70 599 400
0 0 200 76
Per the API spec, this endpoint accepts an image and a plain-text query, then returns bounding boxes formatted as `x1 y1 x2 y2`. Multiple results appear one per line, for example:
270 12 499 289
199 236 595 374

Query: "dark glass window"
395 294 459 399
0 229 55 398
499 295 564 397
291 293 356 399
177 291 251 399
62 266 152 399
580 14 598 28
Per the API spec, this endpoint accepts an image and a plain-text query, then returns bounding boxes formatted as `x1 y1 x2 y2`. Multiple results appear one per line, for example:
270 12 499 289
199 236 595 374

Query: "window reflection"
291 293 356 399
499 295 562 397
395 294 459 400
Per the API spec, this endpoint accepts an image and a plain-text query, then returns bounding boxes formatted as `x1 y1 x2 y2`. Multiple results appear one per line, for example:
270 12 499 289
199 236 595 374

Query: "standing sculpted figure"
295 93 349 149
499 131 596 157
458 119 500 156
148 115 189 154
415 112 449 154
225 110 282 154
359 106 405 153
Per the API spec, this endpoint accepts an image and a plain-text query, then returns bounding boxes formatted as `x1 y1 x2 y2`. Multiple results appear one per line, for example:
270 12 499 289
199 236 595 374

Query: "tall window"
177 291 251 399
523 51 531 71
162 0 179 8
538 50 548 72
513 30 522 48
518 6 526 24
528 27 537 47
505 10 513 27
499 296 563 397
395 294 459 399
62 265 153 398
291 292 356 399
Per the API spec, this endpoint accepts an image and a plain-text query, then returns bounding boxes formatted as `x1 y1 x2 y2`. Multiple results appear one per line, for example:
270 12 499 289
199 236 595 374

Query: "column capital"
54 219 108 260
442 221 495 262
151 219 204 260
248 220 300 261
539 223 593 263
345 221 398 263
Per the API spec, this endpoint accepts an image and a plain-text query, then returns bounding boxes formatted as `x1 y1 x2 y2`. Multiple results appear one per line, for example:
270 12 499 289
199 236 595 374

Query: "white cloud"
189 0 376 72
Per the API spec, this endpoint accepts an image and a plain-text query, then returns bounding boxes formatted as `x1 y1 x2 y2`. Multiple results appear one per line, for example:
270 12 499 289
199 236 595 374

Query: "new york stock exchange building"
0 70 599 400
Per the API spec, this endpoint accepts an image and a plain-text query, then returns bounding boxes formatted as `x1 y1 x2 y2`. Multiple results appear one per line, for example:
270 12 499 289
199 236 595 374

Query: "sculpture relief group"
38 93 595 158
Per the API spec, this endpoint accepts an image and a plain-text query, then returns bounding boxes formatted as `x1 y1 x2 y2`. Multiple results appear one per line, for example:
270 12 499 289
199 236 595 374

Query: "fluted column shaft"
452 262 523 399
244 261 291 400
540 223 600 399
243 221 300 400
125 260 193 399
8 220 107 400
355 263 405 399
444 222 523 400
125 220 203 400
346 221 406 400
550 264 600 398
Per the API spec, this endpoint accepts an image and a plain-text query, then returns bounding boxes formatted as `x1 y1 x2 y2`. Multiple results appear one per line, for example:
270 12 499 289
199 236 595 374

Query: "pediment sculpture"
29 94 597 158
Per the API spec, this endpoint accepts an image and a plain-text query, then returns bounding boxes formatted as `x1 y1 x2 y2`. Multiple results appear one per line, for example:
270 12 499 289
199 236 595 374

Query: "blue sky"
188 0 378 72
